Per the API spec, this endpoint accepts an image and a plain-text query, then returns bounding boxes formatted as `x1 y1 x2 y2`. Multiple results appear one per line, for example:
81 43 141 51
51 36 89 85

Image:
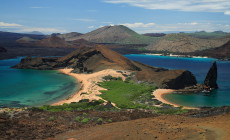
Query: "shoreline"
54 69 198 110
153 89 199 110
143 53 230 61
52 69 131 106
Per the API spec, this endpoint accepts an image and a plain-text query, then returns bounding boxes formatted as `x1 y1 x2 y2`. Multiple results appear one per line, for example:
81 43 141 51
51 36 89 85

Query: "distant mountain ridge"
190 40 230 59
26 31 45 35
147 33 230 53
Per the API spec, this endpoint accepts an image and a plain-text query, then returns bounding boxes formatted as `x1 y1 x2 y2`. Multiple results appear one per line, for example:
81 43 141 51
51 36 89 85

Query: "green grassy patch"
99 79 156 109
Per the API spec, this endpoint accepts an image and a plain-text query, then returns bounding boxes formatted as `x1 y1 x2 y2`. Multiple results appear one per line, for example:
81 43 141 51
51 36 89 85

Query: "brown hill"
13 45 197 89
68 25 154 44
16 36 39 44
35 36 71 48
148 34 230 53
190 40 230 59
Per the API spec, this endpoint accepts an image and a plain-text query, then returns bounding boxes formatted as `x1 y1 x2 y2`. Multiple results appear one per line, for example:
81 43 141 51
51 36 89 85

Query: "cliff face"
13 45 198 89
203 62 218 89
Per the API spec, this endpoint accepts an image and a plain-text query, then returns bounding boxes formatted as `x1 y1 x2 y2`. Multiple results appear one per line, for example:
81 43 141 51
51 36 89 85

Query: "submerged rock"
203 61 218 89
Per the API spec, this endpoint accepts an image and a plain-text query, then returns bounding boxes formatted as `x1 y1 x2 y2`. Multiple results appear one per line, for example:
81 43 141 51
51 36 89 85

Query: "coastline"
52 68 131 106
143 53 221 60
153 89 199 110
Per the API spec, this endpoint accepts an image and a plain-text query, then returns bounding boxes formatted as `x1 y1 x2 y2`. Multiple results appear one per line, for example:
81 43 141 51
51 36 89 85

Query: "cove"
125 54 230 107
0 58 78 108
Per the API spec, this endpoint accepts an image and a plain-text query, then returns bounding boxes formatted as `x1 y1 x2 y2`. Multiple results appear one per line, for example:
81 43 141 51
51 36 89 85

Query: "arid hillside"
148 34 230 53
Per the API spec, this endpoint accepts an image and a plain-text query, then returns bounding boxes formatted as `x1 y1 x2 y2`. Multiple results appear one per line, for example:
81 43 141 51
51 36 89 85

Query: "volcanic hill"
14 45 197 89
68 25 156 44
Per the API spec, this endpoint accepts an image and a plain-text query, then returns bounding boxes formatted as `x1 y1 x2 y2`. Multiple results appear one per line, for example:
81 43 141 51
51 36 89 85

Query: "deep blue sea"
125 54 230 107
0 58 78 108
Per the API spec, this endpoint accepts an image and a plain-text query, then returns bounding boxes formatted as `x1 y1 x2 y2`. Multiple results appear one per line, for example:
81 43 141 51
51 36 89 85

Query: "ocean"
0 58 78 108
125 54 230 107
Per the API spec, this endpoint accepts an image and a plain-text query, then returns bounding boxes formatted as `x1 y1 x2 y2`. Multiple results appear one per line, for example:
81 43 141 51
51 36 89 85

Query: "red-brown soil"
51 113 230 140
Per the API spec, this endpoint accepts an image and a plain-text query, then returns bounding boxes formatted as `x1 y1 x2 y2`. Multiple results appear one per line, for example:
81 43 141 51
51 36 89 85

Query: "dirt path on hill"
50 114 230 140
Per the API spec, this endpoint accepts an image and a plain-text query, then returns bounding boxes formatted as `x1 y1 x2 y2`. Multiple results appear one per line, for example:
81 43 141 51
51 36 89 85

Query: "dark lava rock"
78 99 90 103
203 61 218 89
104 102 114 109
134 69 197 89
0 47 7 53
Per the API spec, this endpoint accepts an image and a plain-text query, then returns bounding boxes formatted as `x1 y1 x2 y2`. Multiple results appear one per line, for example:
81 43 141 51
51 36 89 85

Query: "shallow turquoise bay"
0 58 78 108
125 54 230 107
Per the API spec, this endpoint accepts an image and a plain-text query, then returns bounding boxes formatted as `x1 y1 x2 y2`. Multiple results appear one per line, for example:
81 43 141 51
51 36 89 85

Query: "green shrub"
49 117 55 121
75 116 81 122
83 112 87 116
108 119 112 123
97 118 103 123
81 118 89 124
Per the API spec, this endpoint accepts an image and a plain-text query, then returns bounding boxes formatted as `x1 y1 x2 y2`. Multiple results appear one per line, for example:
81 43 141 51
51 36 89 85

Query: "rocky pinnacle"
204 61 218 89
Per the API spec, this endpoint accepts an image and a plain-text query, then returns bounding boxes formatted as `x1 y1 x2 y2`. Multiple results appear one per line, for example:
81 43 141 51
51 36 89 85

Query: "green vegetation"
75 116 81 122
99 78 156 109
49 117 55 121
97 118 103 124
108 119 112 123
83 112 87 116
99 76 189 114
81 118 89 124
31 99 117 112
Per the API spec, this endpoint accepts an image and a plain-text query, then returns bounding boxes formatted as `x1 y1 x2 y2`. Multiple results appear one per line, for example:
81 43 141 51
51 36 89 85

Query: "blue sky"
0 0 230 34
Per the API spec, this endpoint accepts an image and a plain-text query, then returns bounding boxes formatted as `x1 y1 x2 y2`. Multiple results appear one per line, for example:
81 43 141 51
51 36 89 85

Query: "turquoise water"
0 58 78 108
125 54 230 107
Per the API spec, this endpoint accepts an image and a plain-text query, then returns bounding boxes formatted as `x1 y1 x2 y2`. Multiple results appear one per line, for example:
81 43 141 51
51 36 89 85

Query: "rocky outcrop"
13 45 198 89
134 69 197 89
13 45 141 72
203 62 218 89
35 36 71 48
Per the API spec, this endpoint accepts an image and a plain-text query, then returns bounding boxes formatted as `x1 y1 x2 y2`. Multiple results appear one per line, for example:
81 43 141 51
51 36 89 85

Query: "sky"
0 0 230 34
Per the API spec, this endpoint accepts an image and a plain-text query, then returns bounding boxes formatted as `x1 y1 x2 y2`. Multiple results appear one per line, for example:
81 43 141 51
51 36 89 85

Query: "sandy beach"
52 69 131 106
53 68 198 110
153 89 198 109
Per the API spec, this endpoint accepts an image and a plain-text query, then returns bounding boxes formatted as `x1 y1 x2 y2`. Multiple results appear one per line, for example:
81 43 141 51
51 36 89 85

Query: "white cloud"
88 26 95 29
224 11 230 15
121 22 155 28
119 22 230 33
72 18 96 22
17 27 67 33
104 0 230 14
0 22 22 27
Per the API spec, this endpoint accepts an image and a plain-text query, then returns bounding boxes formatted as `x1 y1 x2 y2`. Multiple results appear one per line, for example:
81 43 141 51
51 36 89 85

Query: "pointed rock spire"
203 61 218 89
